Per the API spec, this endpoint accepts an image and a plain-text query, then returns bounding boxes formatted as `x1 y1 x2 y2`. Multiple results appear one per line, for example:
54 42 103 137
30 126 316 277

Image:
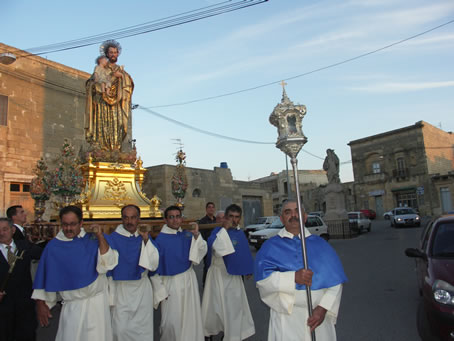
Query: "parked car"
360 209 376 220
248 215 329 250
390 207 421 227
348 211 371 233
405 215 454 341
244 216 279 235
383 210 393 220
308 211 324 218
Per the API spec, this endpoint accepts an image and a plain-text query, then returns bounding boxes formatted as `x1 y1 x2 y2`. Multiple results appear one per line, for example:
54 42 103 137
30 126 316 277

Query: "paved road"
38 219 426 341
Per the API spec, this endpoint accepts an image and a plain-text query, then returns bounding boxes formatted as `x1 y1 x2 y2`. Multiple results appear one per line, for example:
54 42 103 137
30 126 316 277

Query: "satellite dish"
0 53 16 65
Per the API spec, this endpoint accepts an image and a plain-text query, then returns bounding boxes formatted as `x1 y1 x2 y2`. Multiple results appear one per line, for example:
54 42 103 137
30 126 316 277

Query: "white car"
383 210 393 220
248 215 330 250
245 216 279 234
390 207 421 227
348 211 371 233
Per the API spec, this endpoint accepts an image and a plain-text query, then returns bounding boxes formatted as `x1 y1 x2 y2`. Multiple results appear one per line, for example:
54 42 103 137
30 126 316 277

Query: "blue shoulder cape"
254 233 347 290
104 231 150 280
206 227 254 276
154 230 193 276
33 234 99 292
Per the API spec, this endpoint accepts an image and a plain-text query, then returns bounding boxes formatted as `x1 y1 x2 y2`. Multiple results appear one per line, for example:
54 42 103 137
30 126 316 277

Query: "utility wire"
12 0 268 58
137 105 352 163
145 18 454 108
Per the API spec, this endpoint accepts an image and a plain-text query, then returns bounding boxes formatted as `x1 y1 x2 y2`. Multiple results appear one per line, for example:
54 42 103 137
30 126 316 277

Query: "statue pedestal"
80 160 162 219
323 183 353 239
323 183 348 220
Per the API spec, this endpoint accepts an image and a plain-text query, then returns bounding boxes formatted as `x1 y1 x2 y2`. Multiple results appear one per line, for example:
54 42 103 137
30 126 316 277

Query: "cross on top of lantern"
269 81 308 158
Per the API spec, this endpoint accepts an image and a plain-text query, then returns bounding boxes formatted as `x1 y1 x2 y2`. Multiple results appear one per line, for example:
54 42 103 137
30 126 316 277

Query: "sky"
2 0 454 182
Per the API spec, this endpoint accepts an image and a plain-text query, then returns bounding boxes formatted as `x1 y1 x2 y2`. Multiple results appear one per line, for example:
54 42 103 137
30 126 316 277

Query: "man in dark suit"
0 217 42 341
6 205 27 241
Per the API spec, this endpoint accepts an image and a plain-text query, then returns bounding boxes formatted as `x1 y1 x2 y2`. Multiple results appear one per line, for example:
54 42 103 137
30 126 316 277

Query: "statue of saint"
323 149 340 184
85 40 134 151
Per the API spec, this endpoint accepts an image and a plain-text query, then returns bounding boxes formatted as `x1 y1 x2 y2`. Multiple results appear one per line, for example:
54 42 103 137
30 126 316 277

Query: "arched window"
192 188 202 197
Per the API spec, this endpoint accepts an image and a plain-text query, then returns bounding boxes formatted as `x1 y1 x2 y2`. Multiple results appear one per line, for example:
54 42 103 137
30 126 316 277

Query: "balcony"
392 168 409 181
363 172 386 183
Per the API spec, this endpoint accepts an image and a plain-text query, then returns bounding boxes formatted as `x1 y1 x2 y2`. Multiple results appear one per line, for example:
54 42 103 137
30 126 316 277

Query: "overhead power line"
137 105 352 164
144 18 454 108
13 0 268 58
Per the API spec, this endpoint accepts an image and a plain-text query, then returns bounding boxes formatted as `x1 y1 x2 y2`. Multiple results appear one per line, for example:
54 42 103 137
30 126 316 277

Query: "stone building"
143 164 273 226
348 121 454 217
0 43 88 216
251 169 328 214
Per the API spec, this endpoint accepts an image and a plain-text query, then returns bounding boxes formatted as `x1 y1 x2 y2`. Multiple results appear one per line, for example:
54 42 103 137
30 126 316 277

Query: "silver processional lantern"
269 81 315 341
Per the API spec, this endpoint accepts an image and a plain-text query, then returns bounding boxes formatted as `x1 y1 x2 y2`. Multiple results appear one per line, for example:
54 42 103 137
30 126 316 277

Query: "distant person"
215 211 225 223
6 205 27 241
255 201 347 340
0 217 42 341
154 205 207 341
202 204 255 341
104 204 160 341
198 202 217 285
32 206 117 341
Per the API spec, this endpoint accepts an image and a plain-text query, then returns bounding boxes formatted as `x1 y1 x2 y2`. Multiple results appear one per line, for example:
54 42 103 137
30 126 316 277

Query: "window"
0 94 7 126
396 157 406 175
9 183 30 192
192 188 201 197
372 162 381 174
10 183 20 192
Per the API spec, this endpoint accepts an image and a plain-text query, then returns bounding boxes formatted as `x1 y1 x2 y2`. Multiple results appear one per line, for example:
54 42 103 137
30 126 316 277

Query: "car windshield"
256 217 267 224
432 222 454 257
395 208 415 215
306 217 321 227
268 219 284 229
348 213 359 219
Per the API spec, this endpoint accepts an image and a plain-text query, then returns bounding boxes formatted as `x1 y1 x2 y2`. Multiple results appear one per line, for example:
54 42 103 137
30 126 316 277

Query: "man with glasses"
154 205 207 341
32 206 118 341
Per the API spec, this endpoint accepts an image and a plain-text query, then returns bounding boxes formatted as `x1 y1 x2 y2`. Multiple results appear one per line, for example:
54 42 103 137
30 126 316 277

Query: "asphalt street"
38 218 426 341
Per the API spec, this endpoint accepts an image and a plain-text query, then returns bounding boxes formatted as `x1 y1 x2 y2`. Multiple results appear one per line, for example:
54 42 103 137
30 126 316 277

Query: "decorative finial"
280 80 290 103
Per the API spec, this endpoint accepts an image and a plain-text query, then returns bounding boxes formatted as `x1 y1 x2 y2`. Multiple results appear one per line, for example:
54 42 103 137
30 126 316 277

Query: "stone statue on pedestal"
323 149 340 184
322 149 348 225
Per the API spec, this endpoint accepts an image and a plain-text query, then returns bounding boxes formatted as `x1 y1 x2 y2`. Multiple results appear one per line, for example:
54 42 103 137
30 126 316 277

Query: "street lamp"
269 81 315 341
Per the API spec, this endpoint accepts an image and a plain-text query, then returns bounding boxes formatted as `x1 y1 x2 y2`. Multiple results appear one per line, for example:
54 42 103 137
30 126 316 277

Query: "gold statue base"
80 159 162 219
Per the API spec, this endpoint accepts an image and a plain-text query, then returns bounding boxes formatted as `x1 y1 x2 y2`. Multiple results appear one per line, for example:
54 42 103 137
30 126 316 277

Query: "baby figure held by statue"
93 55 112 96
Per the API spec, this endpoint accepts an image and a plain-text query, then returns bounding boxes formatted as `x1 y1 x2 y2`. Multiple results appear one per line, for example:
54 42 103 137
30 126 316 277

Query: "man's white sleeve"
31 289 57 310
139 240 160 271
256 271 296 314
212 228 235 257
318 284 343 321
189 234 207 264
149 275 169 309
96 248 118 274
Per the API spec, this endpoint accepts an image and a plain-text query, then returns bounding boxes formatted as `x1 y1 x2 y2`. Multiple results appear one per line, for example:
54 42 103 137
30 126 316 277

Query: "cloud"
374 3 454 27
349 80 454 93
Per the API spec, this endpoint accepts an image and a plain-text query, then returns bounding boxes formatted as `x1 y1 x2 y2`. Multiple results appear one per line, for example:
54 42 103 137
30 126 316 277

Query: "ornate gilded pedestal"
80 158 162 219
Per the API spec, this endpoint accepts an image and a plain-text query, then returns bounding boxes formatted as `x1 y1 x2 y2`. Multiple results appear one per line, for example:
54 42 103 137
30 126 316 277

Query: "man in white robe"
105 204 161 341
254 201 347 341
202 204 255 340
32 205 118 341
154 205 207 341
